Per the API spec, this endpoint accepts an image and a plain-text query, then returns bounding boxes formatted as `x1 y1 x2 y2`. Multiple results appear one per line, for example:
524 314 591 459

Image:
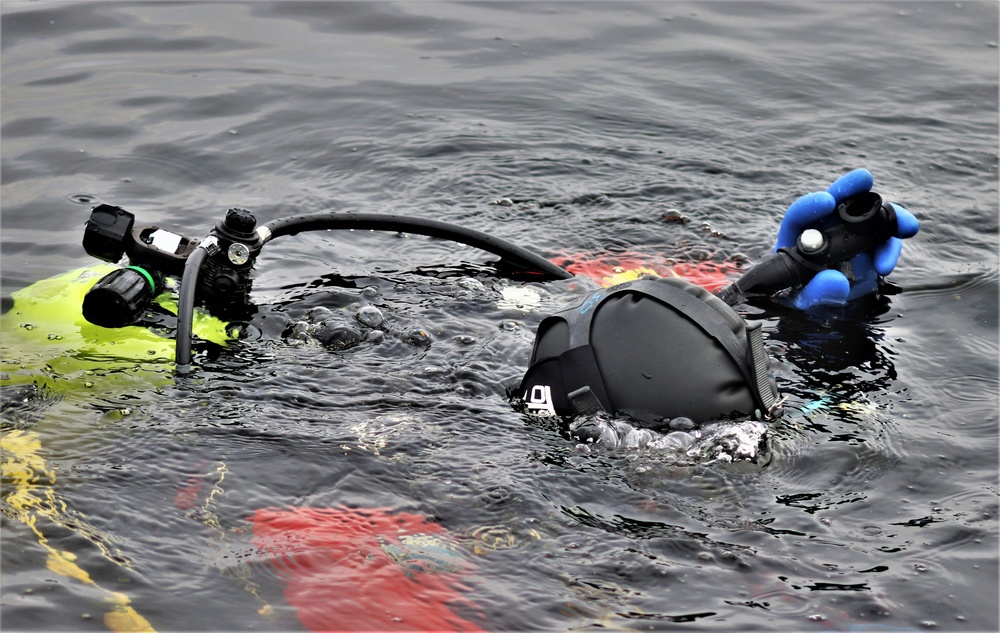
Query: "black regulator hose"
261 213 573 281
173 212 571 372
175 239 215 373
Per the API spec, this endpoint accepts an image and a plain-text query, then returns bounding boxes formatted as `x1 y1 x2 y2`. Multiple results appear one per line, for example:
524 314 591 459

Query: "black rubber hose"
715 252 805 307
262 213 573 281
175 245 209 373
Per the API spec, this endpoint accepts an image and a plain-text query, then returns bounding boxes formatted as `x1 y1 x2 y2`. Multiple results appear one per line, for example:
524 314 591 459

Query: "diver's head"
517 277 780 427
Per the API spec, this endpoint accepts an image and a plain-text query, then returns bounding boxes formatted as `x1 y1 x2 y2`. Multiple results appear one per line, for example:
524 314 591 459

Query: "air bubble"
403 328 430 345
356 306 384 328
455 278 486 291
669 416 695 430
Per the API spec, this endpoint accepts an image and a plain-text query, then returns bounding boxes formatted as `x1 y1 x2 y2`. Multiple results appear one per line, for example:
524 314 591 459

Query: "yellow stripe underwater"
1 428 155 631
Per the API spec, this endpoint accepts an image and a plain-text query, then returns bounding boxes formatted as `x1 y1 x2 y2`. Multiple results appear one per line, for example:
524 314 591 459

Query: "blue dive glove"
774 169 920 310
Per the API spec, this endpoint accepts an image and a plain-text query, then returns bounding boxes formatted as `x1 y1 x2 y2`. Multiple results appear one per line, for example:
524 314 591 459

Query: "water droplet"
499 320 519 331
808 614 826 622
47 333 63 340
84 381 94 388
20 323 35 330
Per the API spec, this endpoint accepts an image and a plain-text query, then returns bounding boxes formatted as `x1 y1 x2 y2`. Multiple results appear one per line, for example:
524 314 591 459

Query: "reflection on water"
2 1 998 632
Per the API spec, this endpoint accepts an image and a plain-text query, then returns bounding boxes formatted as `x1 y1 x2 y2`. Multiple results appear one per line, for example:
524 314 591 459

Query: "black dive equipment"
81 265 163 328
517 277 781 425
81 204 573 372
715 191 897 306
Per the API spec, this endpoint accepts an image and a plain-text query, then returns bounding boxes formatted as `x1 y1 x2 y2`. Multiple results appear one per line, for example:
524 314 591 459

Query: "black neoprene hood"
517 277 780 427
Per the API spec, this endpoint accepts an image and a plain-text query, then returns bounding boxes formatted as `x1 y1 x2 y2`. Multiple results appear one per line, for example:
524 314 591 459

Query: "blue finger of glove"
871 205 919 275
792 269 852 310
874 237 903 276
892 203 920 239
774 191 836 251
845 251 880 300
826 168 874 204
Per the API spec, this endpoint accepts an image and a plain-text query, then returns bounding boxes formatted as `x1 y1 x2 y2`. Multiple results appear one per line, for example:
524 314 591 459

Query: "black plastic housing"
82 266 162 328
83 205 135 263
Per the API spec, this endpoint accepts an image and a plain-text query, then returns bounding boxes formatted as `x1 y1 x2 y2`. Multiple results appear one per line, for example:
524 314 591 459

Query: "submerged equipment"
517 277 781 425
715 191 899 306
80 204 572 372
251 506 485 633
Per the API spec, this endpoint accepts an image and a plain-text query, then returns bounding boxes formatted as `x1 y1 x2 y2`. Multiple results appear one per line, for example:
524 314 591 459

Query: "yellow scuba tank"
1 264 231 397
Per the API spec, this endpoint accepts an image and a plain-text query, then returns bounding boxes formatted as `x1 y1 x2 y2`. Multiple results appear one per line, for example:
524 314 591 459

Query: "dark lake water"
2 2 997 631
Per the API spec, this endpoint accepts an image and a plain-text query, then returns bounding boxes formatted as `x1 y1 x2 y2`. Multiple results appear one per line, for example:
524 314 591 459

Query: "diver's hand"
774 169 919 310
